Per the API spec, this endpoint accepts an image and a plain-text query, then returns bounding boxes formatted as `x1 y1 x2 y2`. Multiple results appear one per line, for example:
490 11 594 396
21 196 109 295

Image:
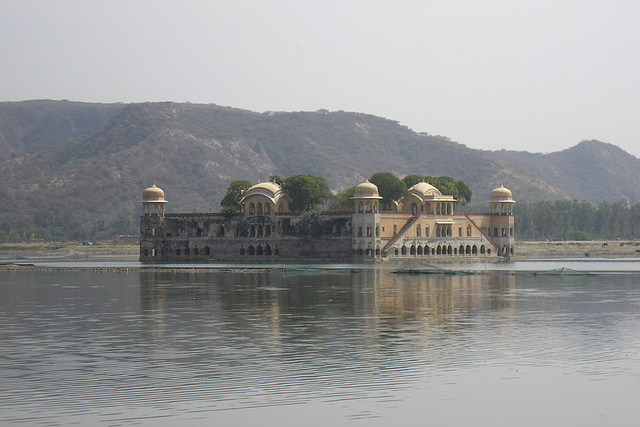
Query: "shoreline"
1 240 639 272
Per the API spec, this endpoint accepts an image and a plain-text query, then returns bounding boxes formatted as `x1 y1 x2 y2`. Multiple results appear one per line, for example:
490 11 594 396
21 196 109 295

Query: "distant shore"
0 241 139 262
515 240 640 258
2 239 639 265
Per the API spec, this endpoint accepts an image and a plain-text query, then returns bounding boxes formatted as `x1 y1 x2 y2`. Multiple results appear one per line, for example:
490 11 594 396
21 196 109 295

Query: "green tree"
220 180 252 212
329 186 356 210
283 174 331 211
268 175 285 186
455 180 472 205
370 172 407 209
402 174 428 189
297 209 331 239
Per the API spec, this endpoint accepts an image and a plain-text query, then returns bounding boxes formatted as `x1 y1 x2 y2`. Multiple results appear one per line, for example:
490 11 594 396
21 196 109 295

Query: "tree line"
515 199 640 240
6 172 639 243
0 209 139 243
220 172 473 213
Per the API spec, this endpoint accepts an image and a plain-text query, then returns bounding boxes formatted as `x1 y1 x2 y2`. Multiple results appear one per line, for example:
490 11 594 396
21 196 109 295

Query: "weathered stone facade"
140 180 515 262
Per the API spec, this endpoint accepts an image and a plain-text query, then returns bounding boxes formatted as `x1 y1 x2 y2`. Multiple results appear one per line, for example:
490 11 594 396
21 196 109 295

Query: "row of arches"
240 244 280 256
249 224 272 238
248 202 272 215
410 202 454 216
355 247 381 256
492 204 513 215
173 246 212 256
247 201 288 215
355 200 379 213
394 244 489 257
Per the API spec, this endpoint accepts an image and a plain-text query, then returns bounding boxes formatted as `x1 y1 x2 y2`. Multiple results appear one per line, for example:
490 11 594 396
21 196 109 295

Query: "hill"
0 100 120 158
0 100 636 238
490 140 640 202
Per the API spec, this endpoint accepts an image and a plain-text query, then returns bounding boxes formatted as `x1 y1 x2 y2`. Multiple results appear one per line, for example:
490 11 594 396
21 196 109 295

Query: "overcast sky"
2 1 639 157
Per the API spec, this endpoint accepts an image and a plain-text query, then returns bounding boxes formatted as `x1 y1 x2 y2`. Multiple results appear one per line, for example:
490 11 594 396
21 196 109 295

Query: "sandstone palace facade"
140 180 515 262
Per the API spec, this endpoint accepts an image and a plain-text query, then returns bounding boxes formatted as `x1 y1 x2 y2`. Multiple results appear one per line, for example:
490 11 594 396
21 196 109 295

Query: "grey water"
1 265 640 426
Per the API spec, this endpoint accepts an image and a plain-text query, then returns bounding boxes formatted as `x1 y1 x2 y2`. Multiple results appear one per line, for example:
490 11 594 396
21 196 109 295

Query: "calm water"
1 265 640 426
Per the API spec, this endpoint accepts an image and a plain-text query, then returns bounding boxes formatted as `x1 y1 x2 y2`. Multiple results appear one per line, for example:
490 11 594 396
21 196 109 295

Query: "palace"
139 180 515 262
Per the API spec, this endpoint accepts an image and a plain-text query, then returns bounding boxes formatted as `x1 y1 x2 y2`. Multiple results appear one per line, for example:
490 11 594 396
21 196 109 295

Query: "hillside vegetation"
1 100 639 241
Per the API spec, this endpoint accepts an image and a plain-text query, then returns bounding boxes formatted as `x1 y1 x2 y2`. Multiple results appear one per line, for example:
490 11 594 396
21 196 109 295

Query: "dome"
490 185 514 202
243 182 284 200
241 182 290 208
353 180 382 199
409 182 442 197
248 182 282 195
142 184 167 203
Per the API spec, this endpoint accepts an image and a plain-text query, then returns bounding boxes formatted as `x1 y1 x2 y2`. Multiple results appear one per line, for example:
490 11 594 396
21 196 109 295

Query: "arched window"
467 225 471 236
257 203 263 215
401 245 407 255
411 203 418 216
249 203 256 215
416 224 421 237
265 204 271 214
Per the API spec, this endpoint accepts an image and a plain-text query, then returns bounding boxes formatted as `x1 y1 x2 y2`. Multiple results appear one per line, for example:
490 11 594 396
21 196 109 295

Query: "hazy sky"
2 1 639 157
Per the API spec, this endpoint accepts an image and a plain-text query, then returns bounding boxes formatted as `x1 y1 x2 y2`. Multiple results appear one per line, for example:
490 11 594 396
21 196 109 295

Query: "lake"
1 260 640 426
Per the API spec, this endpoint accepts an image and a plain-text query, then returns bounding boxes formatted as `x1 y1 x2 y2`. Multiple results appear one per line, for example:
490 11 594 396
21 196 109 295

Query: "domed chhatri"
241 182 292 215
142 184 167 203
490 184 514 202
353 180 382 199
142 184 167 216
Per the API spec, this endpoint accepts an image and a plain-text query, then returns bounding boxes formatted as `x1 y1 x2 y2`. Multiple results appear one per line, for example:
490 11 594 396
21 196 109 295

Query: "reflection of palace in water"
140 269 515 348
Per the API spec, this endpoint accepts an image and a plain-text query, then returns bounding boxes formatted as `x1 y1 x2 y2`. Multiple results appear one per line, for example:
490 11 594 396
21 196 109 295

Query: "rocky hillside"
0 100 636 231
491 140 640 203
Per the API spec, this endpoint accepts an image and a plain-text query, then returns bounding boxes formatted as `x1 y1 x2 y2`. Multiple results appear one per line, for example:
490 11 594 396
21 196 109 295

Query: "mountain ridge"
0 100 637 231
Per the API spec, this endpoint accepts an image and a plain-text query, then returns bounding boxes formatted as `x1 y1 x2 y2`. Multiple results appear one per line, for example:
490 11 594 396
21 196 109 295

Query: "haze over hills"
0 100 638 230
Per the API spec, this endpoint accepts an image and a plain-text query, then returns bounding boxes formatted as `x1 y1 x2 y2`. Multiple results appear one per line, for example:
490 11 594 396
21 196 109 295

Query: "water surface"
1 266 639 425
